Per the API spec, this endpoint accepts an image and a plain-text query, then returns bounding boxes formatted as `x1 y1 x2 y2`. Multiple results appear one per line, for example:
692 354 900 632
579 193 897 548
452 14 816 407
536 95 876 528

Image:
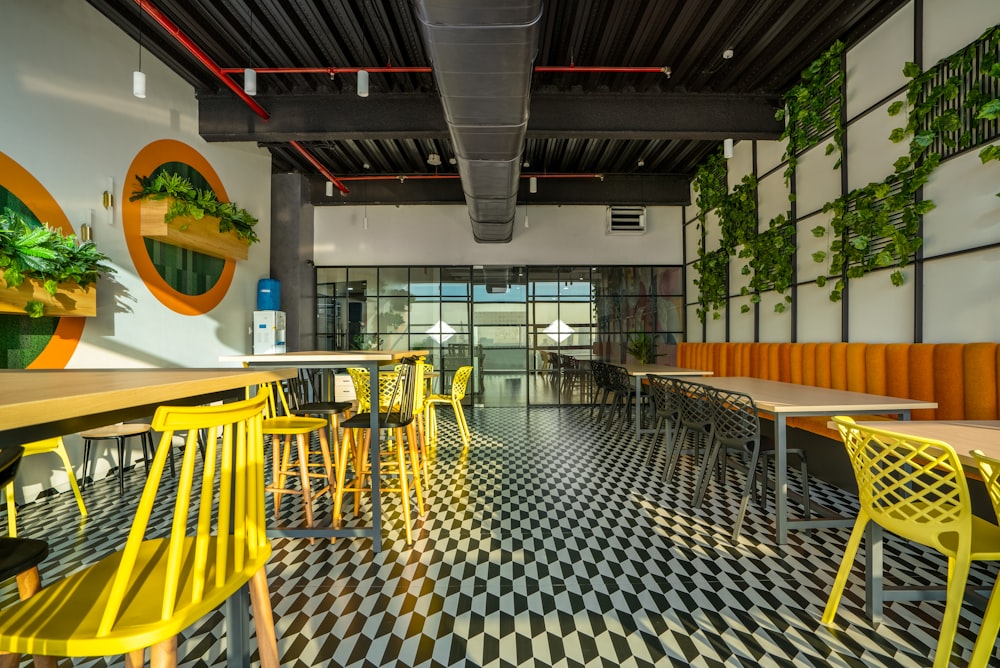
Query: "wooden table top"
622 363 713 377
220 350 429 365
852 420 1000 466
695 376 938 415
0 367 295 435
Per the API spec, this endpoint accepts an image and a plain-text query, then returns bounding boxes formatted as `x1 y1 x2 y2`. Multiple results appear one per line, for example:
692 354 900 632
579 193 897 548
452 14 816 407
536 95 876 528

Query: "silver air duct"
414 0 542 243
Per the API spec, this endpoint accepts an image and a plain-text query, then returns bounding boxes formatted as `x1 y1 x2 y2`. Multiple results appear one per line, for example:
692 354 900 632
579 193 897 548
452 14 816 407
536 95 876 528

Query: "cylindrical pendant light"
357 70 369 97
244 68 257 96
529 176 538 194
133 70 146 98
723 138 734 159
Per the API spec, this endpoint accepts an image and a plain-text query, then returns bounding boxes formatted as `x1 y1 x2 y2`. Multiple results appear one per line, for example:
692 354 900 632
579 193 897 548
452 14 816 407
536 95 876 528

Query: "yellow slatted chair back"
6 436 87 537
0 392 276 662
450 365 473 401
350 364 427 414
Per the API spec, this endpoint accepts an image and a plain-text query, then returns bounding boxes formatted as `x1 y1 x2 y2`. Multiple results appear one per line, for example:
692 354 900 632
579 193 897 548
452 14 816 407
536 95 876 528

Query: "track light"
244 68 257 96
723 138 734 159
357 70 369 97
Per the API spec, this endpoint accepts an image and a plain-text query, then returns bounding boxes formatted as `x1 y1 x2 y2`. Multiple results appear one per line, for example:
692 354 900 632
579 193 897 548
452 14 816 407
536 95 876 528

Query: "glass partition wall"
316 265 683 406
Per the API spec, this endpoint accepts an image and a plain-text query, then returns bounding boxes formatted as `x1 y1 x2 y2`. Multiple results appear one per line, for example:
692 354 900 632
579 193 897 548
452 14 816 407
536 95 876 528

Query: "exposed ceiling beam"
306 173 691 206
198 92 781 142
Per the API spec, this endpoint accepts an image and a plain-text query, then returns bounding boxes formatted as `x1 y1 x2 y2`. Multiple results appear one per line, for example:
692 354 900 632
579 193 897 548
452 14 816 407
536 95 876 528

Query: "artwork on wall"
0 151 86 369
123 140 237 315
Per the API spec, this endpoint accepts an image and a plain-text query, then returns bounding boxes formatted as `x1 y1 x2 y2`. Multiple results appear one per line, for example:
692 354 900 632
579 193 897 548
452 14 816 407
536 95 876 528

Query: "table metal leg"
226 584 251 668
865 522 884 625
368 361 383 553
634 375 642 436
775 414 789 545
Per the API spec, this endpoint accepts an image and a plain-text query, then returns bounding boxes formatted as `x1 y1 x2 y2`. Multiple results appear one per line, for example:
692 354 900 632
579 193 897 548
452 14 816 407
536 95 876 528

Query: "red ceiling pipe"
133 0 270 120
338 173 604 182
220 66 433 75
535 66 670 74
291 141 350 194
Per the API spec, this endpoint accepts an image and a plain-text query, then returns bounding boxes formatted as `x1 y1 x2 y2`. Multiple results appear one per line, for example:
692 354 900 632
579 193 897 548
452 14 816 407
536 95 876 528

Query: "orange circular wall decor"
123 139 236 315
0 151 85 369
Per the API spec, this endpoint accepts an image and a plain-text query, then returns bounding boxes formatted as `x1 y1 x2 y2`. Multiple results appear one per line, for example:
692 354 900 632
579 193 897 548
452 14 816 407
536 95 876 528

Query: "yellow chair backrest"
349 364 426 413
98 392 269 635
832 416 972 554
972 450 1000 520
451 366 474 401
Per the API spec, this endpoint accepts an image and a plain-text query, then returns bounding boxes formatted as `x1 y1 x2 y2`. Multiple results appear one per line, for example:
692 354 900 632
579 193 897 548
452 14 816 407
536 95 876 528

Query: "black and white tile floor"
2 406 998 667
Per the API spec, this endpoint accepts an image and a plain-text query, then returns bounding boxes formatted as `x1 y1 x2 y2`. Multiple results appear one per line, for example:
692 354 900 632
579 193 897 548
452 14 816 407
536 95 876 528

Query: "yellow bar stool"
255 380 334 535
425 365 473 447
5 437 87 537
335 358 425 544
823 417 1000 668
79 423 157 497
0 393 279 667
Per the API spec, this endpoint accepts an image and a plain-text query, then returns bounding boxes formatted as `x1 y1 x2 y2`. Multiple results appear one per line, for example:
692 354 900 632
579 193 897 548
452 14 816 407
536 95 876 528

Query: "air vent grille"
607 205 646 234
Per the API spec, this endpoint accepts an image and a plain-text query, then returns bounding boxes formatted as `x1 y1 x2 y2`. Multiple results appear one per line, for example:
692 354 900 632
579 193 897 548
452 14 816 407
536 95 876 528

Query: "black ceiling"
84 0 907 205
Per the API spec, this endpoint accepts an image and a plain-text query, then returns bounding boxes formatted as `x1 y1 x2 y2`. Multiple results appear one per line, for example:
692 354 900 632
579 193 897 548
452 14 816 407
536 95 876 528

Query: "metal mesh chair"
823 417 1000 668
970 450 1000 667
664 380 713 484
693 388 763 541
644 375 681 469
590 362 615 420
606 365 638 437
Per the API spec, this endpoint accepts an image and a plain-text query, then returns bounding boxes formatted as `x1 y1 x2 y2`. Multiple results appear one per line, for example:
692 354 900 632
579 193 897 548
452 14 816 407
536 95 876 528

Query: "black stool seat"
342 411 413 430
0 537 48 582
297 400 354 414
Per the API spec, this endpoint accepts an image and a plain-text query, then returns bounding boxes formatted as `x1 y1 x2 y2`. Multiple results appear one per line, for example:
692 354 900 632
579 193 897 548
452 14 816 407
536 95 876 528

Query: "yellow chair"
426 365 473 447
0 393 279 667
336 358 424 544
255 380 334 534
5 437 87 537
970 450 1000 667
823 417 1000 668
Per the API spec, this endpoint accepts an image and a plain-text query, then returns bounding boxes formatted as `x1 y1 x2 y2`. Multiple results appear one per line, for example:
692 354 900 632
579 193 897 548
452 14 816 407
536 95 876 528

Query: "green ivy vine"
813 23 1000 301
775 40 846 183
739 213 795 313
692 149 729 321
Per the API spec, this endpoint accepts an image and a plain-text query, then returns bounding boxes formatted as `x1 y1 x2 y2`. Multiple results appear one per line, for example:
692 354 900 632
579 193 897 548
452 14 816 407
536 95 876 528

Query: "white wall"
2 1 272 501
314 203 684 265
685 0 1000 346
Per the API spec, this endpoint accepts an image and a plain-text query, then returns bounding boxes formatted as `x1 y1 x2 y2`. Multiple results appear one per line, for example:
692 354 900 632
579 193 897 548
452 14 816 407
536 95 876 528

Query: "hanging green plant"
692 148 728 223
693 248 728 322
130 172 260 244
719 174 758 248
0 208 115 317
775 40 846 183
739 213 795 313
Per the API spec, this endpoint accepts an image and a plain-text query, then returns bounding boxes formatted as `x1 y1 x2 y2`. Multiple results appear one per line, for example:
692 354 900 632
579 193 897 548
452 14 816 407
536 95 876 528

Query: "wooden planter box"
139 199 250 261
0 270 96 317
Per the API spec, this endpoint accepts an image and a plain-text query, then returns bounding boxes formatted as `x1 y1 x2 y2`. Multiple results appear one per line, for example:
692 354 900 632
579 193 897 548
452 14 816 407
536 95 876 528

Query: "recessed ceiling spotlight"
637 159 645 167
427 153 442 166
723 48 734 60
363 162 371 170
449 157 457 165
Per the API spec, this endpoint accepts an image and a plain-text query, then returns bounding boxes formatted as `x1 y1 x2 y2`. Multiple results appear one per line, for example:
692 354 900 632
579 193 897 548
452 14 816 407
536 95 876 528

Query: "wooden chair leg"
333 428 354 529
125 648 146 668
394 427 413 545
406 423 425 517
0 654 19 668
149 637 177 668
294 434 315 533
249 568 280 668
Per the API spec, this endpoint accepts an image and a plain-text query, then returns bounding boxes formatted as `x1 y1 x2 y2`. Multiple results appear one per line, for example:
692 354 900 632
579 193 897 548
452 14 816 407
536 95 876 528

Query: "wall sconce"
80 223 93 243
102 177 115 225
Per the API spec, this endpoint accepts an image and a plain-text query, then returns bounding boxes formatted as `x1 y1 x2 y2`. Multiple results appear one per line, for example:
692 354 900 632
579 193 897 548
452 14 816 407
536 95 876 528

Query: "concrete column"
270 173 315 352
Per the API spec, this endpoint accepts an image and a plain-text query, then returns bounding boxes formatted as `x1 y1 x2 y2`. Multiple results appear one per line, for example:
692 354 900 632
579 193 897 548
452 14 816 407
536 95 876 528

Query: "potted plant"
0 208 114 318
627 332 656 364
130 172 260 260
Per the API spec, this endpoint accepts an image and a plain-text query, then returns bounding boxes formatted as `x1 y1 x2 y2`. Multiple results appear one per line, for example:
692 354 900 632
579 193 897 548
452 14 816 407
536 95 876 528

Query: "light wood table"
220 350 428 551
621 363 713 437
694 377 938 544
0 367 295 444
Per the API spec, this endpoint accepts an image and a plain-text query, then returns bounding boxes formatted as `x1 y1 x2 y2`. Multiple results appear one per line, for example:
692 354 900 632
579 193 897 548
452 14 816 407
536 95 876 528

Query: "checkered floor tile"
2 406 997 666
